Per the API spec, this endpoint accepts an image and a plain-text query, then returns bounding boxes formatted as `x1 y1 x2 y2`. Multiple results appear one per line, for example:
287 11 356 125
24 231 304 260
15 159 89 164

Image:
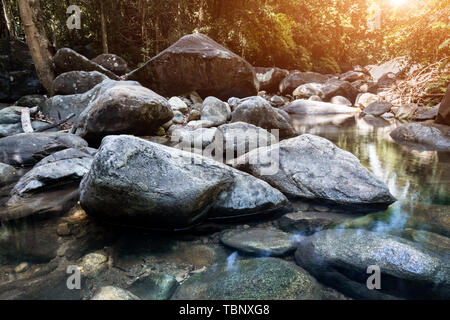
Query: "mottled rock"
91 53 128 76
129 274 179 300
390 122 450 151
53 71 108 95
0 162 16 186
362 101 393 117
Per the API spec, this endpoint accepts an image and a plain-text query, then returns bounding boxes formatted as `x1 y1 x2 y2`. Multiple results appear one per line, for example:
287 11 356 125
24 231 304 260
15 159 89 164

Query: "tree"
18 0 55 95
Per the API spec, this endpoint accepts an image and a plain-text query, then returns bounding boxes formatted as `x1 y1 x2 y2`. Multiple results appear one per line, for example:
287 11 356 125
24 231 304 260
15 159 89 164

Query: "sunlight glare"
390 0 407 6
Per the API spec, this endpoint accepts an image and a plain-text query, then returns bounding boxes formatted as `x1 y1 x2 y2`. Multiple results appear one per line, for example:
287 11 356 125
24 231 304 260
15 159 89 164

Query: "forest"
0 0 449 303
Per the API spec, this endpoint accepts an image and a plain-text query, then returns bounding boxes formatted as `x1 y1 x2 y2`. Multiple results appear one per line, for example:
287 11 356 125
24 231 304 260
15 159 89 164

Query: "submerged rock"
0 132 88 167
230 96 295 139
127 33 258 100
390 122 450 151
72 85 173 146
232 134 396 206
282 100 360 115
128 274 179 300
53 71 108 95
80 135 288 229
295 229 450 299
172 258 328 300
91 286 140 300
220 228 296 256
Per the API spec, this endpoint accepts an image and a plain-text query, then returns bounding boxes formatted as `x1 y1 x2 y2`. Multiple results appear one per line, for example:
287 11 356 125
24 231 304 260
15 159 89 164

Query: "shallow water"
291 114 450 243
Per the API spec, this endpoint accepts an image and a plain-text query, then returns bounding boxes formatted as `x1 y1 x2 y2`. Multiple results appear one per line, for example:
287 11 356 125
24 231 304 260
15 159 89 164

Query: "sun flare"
390 0 407 6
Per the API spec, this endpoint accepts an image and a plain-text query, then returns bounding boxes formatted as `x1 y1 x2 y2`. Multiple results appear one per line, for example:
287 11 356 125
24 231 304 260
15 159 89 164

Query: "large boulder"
436 85 450 125
91 53 128 76
9 148 95 199
279 71 329 96
0 39 43 102
282 100 359 115
71 85 173 145
172 258 329 300
53 71 108 95
230 96 295 139
295 229 450 299
390 122 450 151
126 33 258 100
255 67 289 93
80 135 288 229
0 132 88 167
53 48 119 80
41 79 141 122
232 134 396 206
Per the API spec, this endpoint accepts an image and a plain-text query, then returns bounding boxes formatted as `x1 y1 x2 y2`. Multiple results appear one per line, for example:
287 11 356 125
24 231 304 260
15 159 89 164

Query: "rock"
412 105 439 121
41 79 142 122
172 110 184 124
366 57 408 82
0 132 88 167
168 97 189 113
277 211 356 235
321 79 359 103
220 228 296 256
355 93 381 109
53 48 119 80
390 122 450 151
217 122 277 158
269 95 287 107
0 106 53 137
172 127 217 150
91 53 128 76
362 101 393 117
340 71 365 82
362 115 391 127
14 262 29 273
201 97 230 126
293 83 325 99
282 100 360 115
0 39 43 102
15 94 47 108
128 274 179 300
91 286 140 300
8 148 94 198
232 134 396 206
80 135 288 229
395 103 418 120
126 33 258 100
308 95 322 102
377 72 397 88
230 96 295 139
255 67 289 93
381 112 395 120
0 162 16 186
186 119 215 129
436 85 450 125
295 229 450 299
53 71 108 95
330 96 352 107
80 252 108 278
187 109 201 122
279 71 329 95
71 85 173 146
172 257 327 300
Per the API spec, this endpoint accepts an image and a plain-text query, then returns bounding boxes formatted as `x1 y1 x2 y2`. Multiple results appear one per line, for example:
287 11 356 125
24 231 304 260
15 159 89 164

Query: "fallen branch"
35 113 76 132
20 108 34 133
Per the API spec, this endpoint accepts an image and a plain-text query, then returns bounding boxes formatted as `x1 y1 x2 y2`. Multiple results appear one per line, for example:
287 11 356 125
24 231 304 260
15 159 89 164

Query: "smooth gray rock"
41 79 142 122
231 96 295 139
53 48 119 79
72 84 173 145
330 96 352 107
172 258 328 300
9 148 94 198
390 122 450 151
293 83 327 99
201 97 230 126
282 100 360 115
0 162 16 186
168 97 189 113
412 105 439 121
295 229 450 299
362 101 393 117
232 134 396 206
128 274 179 300
0 132 88 167
91 53 128 76
279 71 329 95
80 135 288 229
171 127 217 150
126 33 258 100
53 71 108 95
220 228 296 256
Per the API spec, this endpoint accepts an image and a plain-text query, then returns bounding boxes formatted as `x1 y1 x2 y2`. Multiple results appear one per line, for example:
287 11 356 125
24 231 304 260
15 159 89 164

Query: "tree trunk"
1 0 15 38
100 0 108 53
18 0 55 95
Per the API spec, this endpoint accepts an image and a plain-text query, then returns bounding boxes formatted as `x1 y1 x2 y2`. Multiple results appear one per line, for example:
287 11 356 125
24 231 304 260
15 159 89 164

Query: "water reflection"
291 114 450 243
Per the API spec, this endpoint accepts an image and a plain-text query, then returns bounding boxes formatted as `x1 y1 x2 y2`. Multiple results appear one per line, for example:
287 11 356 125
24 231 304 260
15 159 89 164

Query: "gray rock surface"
282 100 360 115
53 71 108 95
390 122 450 151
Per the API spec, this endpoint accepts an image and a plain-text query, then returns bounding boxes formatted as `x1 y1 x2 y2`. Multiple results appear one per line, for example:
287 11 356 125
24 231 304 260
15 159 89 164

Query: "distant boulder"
255 67 289 93
91 54 128 76
390 122 450 151
279 71 329 96
126 33 258 100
